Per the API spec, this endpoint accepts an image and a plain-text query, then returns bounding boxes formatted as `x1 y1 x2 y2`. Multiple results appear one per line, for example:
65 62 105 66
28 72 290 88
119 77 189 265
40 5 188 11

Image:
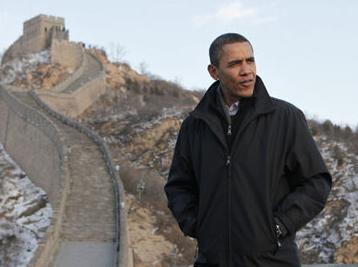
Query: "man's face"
208 42 256 101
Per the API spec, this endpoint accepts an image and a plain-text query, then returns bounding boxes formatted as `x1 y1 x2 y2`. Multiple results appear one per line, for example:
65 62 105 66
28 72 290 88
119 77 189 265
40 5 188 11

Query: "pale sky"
1 0 357 127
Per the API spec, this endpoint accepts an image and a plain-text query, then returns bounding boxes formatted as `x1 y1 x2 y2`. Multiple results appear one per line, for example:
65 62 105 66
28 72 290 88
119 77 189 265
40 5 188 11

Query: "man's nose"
239 62 251 75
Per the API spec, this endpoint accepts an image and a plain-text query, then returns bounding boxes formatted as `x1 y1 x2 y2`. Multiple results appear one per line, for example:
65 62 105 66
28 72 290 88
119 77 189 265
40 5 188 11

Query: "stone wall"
50 45 86 93
36 52 106 118
1 14 68 65
0 86 63 202
36 73 105 117
0 85 70 267
50 40 83 71
0 91 9 142
30 90 132 267
1 36 24 64
1 26 128 264
1 32 45 64
22 14 65 52
0 83 131 266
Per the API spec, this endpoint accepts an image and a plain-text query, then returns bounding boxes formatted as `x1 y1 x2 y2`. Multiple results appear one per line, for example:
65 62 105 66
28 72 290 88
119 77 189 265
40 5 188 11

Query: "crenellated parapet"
0 14 132 266
1 14 69 65
0 85 71 266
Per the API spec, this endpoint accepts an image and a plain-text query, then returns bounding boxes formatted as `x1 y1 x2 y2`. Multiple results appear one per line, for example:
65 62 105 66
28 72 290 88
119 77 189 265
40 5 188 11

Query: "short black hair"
209 33 253 67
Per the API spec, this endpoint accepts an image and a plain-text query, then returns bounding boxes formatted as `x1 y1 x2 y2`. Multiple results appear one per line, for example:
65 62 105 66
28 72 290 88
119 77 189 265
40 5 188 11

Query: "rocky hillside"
0 50 71 89
0 144 52 267
0 48 357 266
297 133 358 263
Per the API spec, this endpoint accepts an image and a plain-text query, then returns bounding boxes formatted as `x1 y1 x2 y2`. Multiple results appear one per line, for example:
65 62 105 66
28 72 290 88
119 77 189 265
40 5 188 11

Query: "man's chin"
237 89 254 98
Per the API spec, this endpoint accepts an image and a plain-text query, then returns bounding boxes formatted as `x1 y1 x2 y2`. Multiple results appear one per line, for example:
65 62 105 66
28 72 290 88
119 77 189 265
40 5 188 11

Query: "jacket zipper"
227 124 232 136
190 112 228 152
189 94 277 264
191 113 269 265
226 124 232 267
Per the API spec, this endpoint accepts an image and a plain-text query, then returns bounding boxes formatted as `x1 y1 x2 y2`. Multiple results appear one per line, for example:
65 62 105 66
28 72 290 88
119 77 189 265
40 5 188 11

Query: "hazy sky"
1 1 357 127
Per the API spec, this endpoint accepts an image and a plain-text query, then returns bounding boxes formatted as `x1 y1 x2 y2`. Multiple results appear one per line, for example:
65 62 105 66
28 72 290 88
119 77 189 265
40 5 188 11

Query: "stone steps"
11 91 116 243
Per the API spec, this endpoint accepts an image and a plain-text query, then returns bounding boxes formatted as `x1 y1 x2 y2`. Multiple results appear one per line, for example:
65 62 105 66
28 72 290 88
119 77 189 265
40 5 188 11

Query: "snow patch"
296 135 358 263
0 50 50 85
0 143 52 267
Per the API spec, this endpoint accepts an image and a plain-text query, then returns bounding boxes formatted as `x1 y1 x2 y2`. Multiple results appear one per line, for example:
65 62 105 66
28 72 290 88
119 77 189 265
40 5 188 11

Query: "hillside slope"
1 49 356 266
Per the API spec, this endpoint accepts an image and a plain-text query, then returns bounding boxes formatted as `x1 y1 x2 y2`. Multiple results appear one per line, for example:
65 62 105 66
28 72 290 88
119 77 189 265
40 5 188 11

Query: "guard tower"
22 14 69 54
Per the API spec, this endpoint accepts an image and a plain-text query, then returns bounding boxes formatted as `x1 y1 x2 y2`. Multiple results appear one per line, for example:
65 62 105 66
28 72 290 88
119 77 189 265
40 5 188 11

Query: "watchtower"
22 14 69 53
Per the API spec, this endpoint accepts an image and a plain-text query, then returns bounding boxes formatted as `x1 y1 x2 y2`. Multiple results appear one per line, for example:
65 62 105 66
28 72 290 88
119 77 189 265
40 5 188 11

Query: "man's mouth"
239 79 254 86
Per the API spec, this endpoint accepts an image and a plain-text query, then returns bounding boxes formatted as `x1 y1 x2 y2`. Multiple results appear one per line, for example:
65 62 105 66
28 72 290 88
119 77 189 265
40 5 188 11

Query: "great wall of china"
2 14 357 267
0 14 132 267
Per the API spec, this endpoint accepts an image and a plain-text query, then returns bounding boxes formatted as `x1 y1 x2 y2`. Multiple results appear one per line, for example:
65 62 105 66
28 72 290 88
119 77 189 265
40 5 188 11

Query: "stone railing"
1 36 23 65
62 52 105 94
0 85 71 267
0 86 60 144
60 51 105 94
1 41 130 266
30 90 132 267
0 86 64 194
36 51 106 118
35 73 105 118
51 45 86 93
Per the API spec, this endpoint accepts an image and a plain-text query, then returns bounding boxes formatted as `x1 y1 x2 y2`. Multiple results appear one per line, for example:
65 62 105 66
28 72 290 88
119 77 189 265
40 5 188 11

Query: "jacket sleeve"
275 109 332 235
164 117 199 238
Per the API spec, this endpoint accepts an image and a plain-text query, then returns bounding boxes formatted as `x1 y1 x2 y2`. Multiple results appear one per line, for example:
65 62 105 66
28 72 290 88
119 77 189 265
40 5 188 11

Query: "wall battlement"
2 14 69 64
24 14 65 28
0 85 69 267
0 14 131 266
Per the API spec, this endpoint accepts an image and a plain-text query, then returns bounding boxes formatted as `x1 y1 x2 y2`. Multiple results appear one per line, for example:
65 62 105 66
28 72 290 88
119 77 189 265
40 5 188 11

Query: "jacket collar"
191 75 275 119
190 75 276 151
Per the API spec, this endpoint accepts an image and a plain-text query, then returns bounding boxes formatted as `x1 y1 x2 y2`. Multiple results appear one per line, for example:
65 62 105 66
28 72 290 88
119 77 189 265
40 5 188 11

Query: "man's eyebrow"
227 57 255 65
227 59 243 65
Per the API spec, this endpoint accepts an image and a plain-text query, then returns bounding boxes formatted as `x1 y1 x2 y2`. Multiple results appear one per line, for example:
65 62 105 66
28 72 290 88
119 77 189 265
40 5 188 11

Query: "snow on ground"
0 143 52 267
296 135 358 263
0 50 50 85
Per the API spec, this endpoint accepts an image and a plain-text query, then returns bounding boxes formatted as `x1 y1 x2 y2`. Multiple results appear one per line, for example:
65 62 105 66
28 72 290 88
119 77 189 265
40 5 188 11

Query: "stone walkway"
62 53 102 94
54 242 115 267
13 92 116 266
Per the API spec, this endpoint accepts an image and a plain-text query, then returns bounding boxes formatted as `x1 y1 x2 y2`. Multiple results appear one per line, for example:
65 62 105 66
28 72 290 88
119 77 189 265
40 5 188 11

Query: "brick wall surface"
0 28 130 265
50 40 83 71
0 88 63 198
0 85 69 267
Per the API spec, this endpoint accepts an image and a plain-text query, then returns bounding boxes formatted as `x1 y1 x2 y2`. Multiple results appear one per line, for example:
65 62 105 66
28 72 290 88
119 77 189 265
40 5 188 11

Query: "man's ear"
208 64 219 80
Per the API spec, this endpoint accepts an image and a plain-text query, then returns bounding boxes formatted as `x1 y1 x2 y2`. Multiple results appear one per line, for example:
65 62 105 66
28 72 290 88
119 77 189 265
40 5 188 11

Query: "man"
164 33 332 267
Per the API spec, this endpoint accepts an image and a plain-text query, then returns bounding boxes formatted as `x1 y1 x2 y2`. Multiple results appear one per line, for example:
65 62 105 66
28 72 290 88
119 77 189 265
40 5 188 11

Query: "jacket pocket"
270 210 285 253
269 209 278 242
182 214 197 238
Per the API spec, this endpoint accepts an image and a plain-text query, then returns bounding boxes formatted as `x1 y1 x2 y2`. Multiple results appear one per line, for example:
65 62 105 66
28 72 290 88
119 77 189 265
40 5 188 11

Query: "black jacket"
164 76 332 266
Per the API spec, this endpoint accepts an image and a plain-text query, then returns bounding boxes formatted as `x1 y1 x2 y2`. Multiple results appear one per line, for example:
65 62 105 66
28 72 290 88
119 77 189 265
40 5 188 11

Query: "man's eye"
228 61 240 67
